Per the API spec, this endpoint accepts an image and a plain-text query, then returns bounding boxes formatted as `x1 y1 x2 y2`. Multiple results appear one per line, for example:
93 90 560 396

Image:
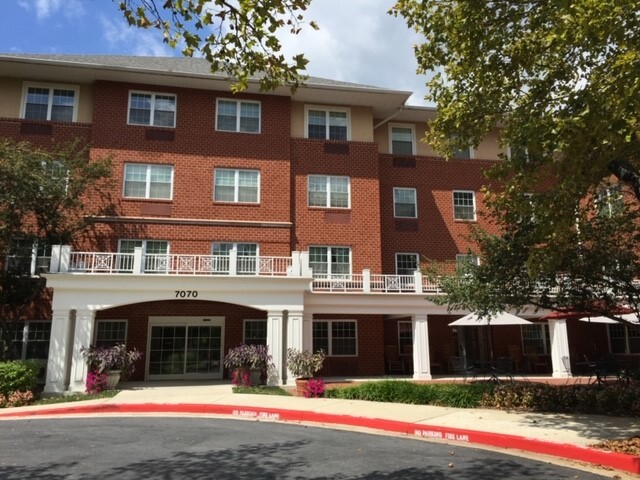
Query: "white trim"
389 123 416 155
127 90 177 128
452 190 476 221
21 82 79 122
312 319 358 357
307 175 351 209
213 168 261 204
215 98 261 134
122 163 174 200
304 105 351 141
393 187 418 218
395 252 419 275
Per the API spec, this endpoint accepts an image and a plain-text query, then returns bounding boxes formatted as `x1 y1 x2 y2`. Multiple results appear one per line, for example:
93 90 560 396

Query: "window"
308 175 350 208
123 163 173 200
313 320 357 356
521 324 550 355
94 320 127 348
309 246 351 277
390 125 415 155
118 239 169 273
128 91 176 127
214 169 259 203
453 191 476 221
244 319 267 346
393 188 417 218
453 146 473 159
608 323 640 354
396 253 419 275
22 84 77 122
5 240 52 275
306 107 349 140
4 321 51 361
455 254 479 269
398 321 413 355
212 242 258 274
596 185 623 218
216 99 260 133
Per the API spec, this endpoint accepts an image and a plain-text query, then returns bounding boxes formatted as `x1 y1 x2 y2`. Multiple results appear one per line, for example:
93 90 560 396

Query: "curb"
2 402 638 475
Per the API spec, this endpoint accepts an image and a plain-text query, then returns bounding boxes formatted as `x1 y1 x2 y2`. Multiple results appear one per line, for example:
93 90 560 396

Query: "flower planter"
106 370 122 389
294 378 309 397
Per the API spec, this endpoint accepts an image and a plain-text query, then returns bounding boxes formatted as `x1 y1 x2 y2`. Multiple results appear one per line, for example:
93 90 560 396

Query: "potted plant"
81 343 143 391
223 344 274 387
286 348 325 396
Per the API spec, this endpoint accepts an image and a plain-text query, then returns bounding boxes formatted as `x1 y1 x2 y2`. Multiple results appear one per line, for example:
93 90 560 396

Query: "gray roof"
0 53 394 92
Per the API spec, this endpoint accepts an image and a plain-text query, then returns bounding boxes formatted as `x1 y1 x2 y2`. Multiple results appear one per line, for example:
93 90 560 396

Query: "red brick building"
0 54 623 393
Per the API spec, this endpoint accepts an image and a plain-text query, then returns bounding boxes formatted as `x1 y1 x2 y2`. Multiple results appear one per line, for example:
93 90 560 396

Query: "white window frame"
118 239 170 273
215 98 261 133
94 320 128 347
389 124 416 155
395 253 419 275
127 90 177 128
312 319 358 357
453 190 476 221
608 323 640 354
5 320 51 361
308 175 351 209
212 242 259 274
453 146 474 159
309 246 352 277
304 105 350 141
455 254 480 271
393 187 417 218
123 163 174 200
521 324 551 355
21 83 79 122
243 319 268 346
213 168 260 204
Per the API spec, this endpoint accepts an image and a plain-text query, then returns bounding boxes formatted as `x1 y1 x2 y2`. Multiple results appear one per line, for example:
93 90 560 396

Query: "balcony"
36 246 445 295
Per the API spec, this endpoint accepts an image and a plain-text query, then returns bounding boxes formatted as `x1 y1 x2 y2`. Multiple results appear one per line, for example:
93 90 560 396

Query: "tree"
0 139 113 358
390 1 640 321
116 0 317 92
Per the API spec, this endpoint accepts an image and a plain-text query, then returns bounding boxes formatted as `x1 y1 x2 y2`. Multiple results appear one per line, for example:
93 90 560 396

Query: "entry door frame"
146 316 225 380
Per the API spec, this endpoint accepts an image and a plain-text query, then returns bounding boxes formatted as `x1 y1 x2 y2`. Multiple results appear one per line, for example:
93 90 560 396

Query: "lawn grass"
33 389 119 406
233 386 291 396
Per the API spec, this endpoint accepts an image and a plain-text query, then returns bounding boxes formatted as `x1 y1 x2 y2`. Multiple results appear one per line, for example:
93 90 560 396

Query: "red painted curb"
2 403 638 475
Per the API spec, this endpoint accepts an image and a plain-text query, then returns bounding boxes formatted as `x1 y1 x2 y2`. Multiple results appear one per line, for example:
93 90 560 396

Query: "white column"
300 251 312 276
229 247 238 275
289 251 301 276
266 310 284 386
302 312 313 352
287 310 304 354
59 245 71 273
133 246 144 274
44 309 73 393
413 271 423 293
49 245 61 273
549 319 572 378
68 309 96 392
412 314 432 380
363 269 371 293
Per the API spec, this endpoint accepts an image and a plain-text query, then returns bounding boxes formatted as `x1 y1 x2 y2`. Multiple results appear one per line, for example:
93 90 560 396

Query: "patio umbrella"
578 313 640 324
448 312 531 363
448 311 532 326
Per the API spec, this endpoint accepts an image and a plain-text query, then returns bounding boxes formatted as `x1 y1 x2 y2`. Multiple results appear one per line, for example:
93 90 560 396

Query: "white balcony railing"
43 246 447 294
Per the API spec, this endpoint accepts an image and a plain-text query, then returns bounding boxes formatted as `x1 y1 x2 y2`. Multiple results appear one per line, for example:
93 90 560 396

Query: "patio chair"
449 356 477 382
385 345 405 374
525 346 548 373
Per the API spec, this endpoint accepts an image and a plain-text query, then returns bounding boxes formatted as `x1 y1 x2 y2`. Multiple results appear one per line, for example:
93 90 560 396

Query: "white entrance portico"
43 274 310 393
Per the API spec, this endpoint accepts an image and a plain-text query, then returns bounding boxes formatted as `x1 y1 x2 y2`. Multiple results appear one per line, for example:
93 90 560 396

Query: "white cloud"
277 0 431 105
100 15 173 57
19 0 85 21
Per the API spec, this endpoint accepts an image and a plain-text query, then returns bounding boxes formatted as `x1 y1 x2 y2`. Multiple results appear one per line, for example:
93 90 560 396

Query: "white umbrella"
449 311 531 363
578 313 640 324
448 311 532 326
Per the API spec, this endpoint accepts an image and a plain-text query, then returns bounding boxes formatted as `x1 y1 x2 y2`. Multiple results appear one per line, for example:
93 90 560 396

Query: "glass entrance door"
147 318 224 380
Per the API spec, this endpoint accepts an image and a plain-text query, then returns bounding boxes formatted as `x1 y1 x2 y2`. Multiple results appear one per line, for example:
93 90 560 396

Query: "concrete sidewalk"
1 382 638 476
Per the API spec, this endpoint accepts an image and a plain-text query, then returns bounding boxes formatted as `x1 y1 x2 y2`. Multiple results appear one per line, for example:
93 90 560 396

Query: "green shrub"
0 361 40 397
325 380 639 417
324 380 495 408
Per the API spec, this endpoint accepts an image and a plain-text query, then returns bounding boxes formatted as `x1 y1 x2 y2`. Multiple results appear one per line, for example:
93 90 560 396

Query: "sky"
4 0 430 105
